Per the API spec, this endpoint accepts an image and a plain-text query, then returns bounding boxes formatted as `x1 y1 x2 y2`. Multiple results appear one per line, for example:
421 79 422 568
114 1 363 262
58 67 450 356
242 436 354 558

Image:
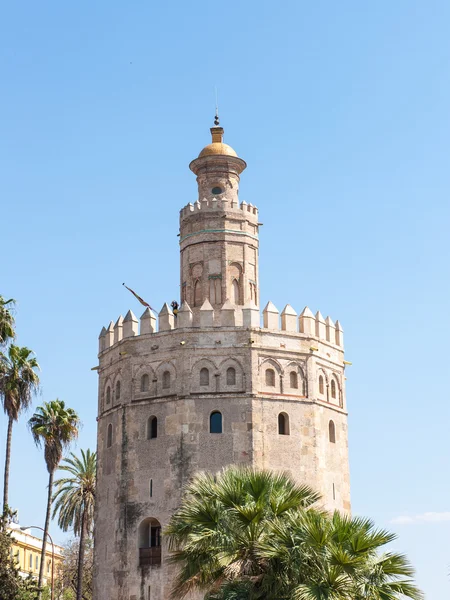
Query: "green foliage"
29 399 80 474
0 295 15 346
0 511 40 600
166 466 423 600
0 345 40 422
53 449 96 536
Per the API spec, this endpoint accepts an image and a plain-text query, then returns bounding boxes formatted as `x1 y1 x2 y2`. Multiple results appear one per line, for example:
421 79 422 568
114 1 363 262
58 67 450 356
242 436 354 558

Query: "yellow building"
9 523 64 585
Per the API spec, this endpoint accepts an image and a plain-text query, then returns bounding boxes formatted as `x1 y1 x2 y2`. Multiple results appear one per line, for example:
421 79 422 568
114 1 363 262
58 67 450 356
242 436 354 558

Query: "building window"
148 416 157 440
29 553 32 569
106 386 111 405
329 420 336 443
162 371 170 390
209 278 222 305
138 518 162 566
115 380 121 400
278 413 290 435
226 367 236 386
47 560 51 574
35 556 39 570
150 479 153 498
232 279 240 304
265 368 275 387
210 411 222 434
193 279 201 307
141 374 149 392
200 368 209 387
289 371 298 389
331 379 337 399
107 423 113 448
319 375 324 395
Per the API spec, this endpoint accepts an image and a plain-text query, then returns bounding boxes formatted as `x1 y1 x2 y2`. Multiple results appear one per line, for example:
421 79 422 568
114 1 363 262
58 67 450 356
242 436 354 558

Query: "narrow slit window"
141 374 149 392
150 479 153 498
200 368 209 387
107 423 113 448
162 371 170 389
232 279 240 304
278 412 290 435
290 371 298 389
329 420 336 443
265 368 275 387
331 379 337 399
194 279 201 307
106 386 111 405
115 380 121 400
148 417 158 440
226 367 236 386
319 375 324 395
210 411 222 434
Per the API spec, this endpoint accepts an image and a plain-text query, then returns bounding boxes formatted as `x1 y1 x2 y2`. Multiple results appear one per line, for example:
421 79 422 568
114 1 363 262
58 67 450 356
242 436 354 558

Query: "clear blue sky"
1 1 449 597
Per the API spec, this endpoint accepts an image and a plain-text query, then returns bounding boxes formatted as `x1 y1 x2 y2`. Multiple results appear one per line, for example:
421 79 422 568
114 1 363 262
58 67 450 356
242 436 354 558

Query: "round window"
211 186 223 195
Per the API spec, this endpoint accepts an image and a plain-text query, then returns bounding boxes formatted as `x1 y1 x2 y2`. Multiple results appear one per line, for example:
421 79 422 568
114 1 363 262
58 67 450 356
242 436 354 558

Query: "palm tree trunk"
2 417 13 516
76 508 87 600
38 469 54 597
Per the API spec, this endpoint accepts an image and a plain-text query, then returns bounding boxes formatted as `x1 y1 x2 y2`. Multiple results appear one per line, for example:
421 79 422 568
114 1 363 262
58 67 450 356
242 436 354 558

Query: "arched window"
232 279 240 304
138 518 162 566
200 367 209 387
226 367 236 386
106 386 111 405
147 416 157 440
115 380 121 400
162 371 170 389
329 420 336 443
193 280 201 307
319 375 324 395
141 374 149 392
290 371 298 389
209 278 222 305
106 423 112 448
278 413 290 435
149 479 153 498
210 411 222 434
265 368 275 387
331 379 337 399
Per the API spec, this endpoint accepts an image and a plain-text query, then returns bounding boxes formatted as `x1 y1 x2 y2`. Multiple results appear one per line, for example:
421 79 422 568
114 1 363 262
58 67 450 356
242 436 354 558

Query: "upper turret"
180 122 259 309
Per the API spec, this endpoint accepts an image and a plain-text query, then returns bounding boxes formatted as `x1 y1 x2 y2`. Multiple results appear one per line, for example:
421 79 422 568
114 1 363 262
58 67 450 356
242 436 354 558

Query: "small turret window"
162 371 170 389
319 375 324 395
290 372 298 389
265 368 275 387
200 367 209 387
331 379 337 399
106 386 111 405
226 367 236 386
210 411 222 433
115 380 121 400
211 186 223 195
141 374 149 392
329 420 336 443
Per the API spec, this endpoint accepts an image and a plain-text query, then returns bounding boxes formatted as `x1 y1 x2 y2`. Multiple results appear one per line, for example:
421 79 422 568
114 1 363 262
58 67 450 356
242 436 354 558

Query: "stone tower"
93 124 351 600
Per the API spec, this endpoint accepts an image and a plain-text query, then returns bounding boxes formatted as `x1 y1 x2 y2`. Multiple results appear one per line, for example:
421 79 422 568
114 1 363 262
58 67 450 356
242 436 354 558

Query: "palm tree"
52 449 96 600
29 399 80 597
166 466 423 600
165 466 321 599
0 345 40 514
0 295 15 346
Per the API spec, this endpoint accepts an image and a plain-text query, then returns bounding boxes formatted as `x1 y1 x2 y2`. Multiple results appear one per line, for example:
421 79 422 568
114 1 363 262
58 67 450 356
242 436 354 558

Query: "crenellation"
221 299 237 327
325 316 335 344
263 301 279 329
315 311 326 340
176 301 193 328
281 304 297 332
299 306 315 335
335 320 344 347
199 298 214 327
140 307 157 334
123 310 138 338
113 315 123 344
158 303 174 331
98 327 106 353
105 321 114 348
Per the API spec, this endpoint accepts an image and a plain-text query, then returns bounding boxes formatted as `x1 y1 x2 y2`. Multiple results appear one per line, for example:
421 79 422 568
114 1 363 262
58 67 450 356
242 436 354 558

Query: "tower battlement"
98 301 344 354
179 198 259 222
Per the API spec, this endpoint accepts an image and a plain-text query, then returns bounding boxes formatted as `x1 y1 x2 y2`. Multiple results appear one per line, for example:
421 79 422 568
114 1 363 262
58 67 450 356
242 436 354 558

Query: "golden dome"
198 126 239 159
199 142 238 158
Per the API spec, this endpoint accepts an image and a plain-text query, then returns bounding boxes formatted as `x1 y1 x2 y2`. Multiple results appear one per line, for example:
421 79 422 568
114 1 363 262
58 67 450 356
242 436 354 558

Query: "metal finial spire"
214 86 220 126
